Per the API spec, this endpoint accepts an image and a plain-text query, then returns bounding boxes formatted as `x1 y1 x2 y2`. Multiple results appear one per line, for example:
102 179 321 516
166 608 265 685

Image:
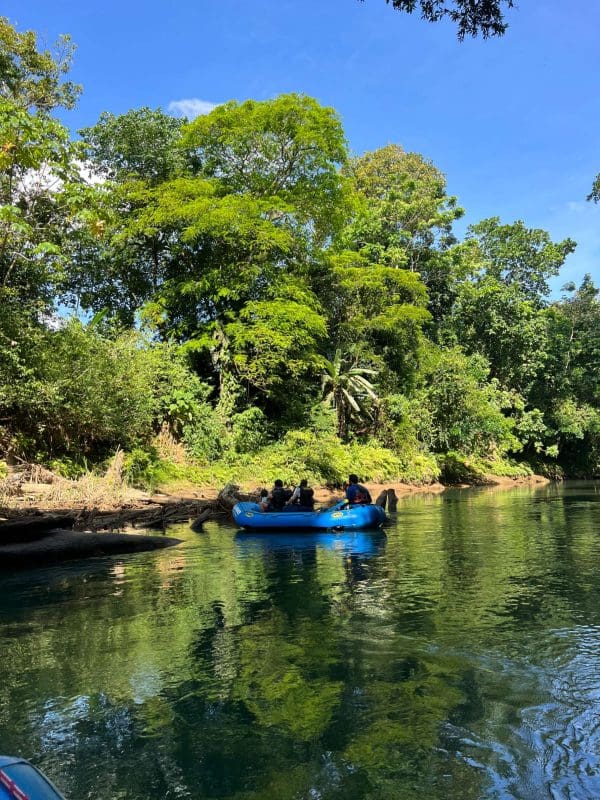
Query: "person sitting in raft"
258 488 270 511
267 479 291 511
345 474 372 505
286 478 315 512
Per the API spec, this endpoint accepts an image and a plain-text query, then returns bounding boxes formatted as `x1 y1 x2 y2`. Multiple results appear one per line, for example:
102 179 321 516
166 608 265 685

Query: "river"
1 481 599 799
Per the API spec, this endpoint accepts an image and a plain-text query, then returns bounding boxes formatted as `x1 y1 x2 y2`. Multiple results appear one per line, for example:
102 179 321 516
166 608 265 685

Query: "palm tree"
321 349 379 439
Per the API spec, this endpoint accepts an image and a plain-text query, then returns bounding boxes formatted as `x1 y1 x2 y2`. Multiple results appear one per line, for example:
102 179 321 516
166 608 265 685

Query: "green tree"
533 277 600 476
446 277 549 395
0 19 85 434
181 93 348 240
331 250 431 388
1 320 204 459
332 144 455 385
418 346 516 457
466 217 576 304
225 283 327 410
0 17 80 110
341 144 463 272
0 19 82 310
67 108 191 323
116 94 348 416
444 219 576 396
80 107 187 185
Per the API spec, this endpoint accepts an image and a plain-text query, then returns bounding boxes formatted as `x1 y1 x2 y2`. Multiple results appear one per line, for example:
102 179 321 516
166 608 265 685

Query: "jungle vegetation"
0 17 598 490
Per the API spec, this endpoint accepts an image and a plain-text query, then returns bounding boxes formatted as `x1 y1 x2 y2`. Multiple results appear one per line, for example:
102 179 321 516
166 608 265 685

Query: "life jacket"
270 486 288 510
349 484 372 504
299 486 315 507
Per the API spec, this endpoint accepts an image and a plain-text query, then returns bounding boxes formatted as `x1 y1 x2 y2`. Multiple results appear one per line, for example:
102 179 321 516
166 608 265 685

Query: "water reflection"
0 483 599 799
234 529 387 557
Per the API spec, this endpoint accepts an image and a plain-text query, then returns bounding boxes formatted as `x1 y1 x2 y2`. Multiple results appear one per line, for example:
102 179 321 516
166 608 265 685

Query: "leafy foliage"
466 217 576 303
1 16 598 483
370 0 515 39
322 350 379 439
587 173 600 203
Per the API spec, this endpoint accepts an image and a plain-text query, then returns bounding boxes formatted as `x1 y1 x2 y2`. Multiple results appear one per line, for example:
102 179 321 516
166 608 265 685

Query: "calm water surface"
1 482 599 799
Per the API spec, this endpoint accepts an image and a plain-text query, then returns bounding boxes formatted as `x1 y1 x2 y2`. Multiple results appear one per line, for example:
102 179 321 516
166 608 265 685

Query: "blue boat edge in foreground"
0 756 66 800
232 501 387 530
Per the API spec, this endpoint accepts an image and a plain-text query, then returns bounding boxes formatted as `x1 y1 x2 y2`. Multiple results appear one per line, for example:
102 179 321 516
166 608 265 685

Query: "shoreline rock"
0 529 182 568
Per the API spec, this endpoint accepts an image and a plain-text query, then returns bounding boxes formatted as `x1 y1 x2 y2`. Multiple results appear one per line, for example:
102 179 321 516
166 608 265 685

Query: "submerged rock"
0 528 181 568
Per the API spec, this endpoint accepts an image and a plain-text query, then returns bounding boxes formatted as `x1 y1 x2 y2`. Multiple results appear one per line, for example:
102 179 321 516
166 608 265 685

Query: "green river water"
1 481 599 799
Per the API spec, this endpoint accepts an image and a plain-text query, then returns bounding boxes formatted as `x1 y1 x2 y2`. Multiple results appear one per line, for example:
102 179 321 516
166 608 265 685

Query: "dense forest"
1 18 599 490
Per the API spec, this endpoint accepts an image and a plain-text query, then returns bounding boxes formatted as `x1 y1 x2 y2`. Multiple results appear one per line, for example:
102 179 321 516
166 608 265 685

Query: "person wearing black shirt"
288 479 315 511
268 479 291 511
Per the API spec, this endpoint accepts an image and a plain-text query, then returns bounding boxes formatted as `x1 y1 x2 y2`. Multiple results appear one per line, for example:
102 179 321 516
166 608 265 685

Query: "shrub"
123 447 190 491
231 407 267 453
420 348 517 457
48 456 89 479
439 452 487 484
182 404 228 463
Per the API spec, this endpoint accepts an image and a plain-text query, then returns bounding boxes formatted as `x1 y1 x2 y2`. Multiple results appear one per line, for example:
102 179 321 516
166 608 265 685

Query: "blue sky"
7 0 600 292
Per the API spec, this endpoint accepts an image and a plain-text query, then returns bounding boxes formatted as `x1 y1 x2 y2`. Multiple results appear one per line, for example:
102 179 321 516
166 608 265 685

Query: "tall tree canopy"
0 17 83 385
3 15 599 481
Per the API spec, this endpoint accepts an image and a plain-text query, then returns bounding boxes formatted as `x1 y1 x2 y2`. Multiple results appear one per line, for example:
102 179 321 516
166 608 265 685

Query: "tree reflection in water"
1 483 599 799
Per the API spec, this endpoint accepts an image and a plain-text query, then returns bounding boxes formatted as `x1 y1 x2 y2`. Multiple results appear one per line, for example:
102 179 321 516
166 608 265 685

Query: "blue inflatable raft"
0 757 65 800
232 501 386 531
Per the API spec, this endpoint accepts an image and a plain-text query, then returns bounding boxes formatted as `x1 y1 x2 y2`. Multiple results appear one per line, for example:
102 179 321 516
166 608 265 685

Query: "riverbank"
0 473 550 567
1 473 550 527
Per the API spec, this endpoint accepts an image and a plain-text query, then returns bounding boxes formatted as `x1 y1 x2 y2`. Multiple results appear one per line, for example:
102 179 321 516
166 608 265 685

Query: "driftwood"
217 483 256 510
190 508 213 531
0 498 230 537
0 483 277 541
75 499 224 532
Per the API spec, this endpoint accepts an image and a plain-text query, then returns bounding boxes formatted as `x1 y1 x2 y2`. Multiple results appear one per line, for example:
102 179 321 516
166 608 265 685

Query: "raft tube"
232 501 386 531
0 757 66 800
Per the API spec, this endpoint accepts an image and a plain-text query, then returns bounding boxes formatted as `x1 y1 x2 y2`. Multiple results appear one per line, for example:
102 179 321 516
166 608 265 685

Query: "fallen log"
74 499 223 531
190 508 213 531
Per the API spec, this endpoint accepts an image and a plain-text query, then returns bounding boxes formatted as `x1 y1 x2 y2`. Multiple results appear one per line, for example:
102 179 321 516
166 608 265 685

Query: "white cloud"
75 160 105 186
566 200 588 213
167 98 218 118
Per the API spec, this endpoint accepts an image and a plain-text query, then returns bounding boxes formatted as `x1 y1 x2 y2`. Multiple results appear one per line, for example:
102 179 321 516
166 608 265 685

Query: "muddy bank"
449 474 550 489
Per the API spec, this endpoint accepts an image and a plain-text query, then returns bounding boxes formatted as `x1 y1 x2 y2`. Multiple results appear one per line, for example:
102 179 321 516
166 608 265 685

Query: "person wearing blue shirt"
345 474 372 505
